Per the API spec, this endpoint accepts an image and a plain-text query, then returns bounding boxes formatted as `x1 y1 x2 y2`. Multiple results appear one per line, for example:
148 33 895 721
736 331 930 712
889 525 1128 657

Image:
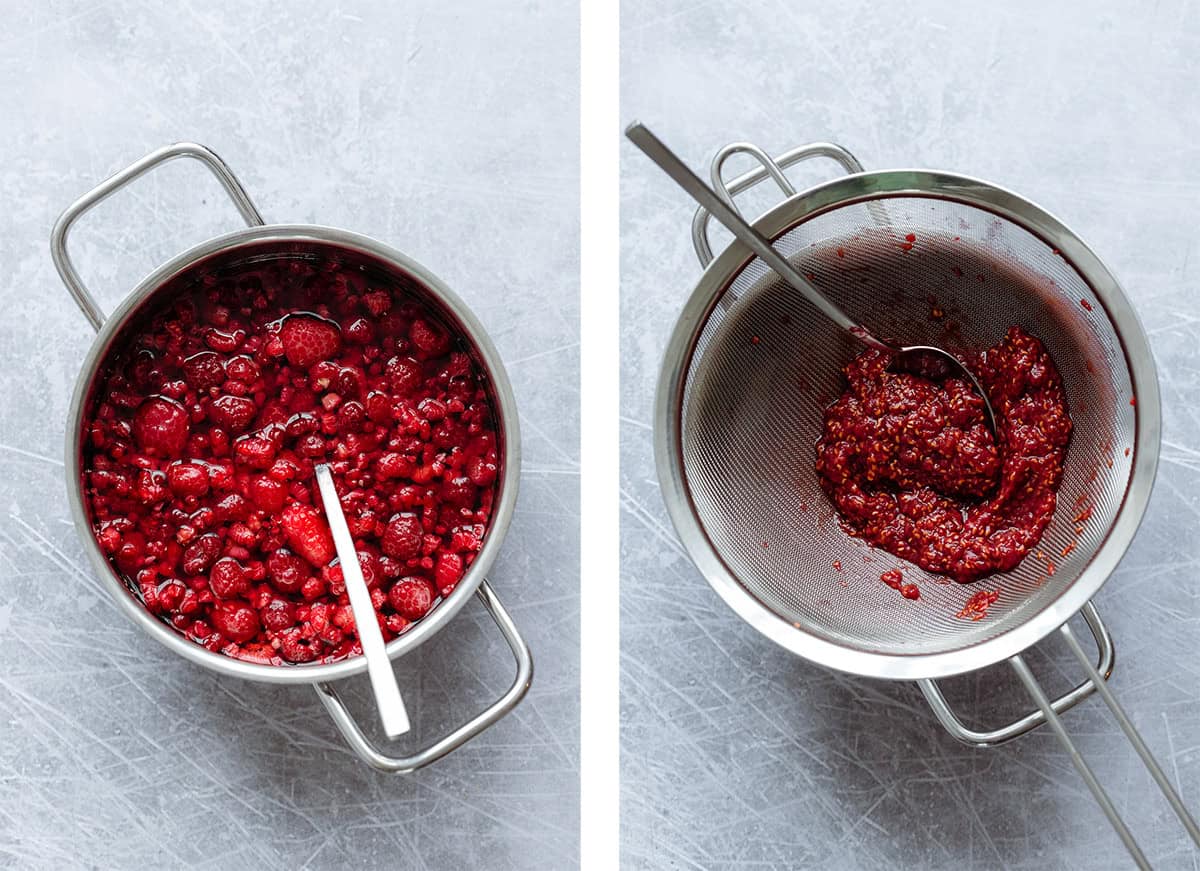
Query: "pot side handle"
314 579 534 773
50 142 265 332
916 600 1114 747
691 141 863 268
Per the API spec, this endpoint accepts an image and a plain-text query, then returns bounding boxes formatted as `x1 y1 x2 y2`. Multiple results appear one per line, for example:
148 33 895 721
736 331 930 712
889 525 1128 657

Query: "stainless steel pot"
52 142 532 773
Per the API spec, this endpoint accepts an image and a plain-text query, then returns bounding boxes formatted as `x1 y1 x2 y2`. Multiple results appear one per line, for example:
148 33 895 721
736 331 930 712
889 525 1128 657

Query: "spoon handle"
626 122 889 351
315 464 411 738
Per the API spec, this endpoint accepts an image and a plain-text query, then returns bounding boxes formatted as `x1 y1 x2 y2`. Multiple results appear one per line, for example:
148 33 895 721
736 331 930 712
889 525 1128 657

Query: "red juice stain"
1080 298 1093 311
836 247 846 258
832 560 842 571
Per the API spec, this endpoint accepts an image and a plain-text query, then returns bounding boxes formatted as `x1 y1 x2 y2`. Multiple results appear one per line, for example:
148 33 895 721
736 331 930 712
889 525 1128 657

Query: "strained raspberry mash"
82 253 499 664
815 326 1070 583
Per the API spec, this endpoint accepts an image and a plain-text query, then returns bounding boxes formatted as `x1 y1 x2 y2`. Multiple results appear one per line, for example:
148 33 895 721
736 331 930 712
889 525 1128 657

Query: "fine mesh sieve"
654 144 1160 684
642 134 1196 863
681 199 1132 656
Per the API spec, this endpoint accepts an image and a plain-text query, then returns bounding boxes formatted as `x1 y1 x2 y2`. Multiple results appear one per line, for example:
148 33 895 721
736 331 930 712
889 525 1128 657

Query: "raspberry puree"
82 252 499 664
815 326 1070 584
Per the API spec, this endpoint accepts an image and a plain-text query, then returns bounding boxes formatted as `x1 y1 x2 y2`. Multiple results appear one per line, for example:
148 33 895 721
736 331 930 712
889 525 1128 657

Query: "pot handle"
692 141 863 267
314 579 534 773
916 600 1114 747
50 142 265 332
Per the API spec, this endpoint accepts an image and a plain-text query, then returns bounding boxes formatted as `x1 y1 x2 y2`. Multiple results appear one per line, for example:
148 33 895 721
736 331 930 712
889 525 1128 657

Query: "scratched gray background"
622 1 1200 868
0 2 579 868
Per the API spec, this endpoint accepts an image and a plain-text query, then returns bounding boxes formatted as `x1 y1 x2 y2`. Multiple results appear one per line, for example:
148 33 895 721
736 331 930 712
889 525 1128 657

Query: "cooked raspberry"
157 579 186 611
441 475 476 508
266 549 309 594
211 601 261 642
280 314 342 369
132 397 190 456
209 557 248 599
388 576 435 620
204 327 244 352
234 435 277 469
363 290 392 317
382 513 423 560
280 503 335 567
435 552 463 594
213 493 248 522
410 318 450 356
248 476 287 512
182 534 221 575
134 469 168 504
166 462 209 497
210 395 257 431
114 532 147 574
365 391 394 422
466 455 497 487
376 452 413 480
386 356 424 396
277 627 318 663
225 356 261 384
260 597 296 631
182 351 226 390
345 316 373 344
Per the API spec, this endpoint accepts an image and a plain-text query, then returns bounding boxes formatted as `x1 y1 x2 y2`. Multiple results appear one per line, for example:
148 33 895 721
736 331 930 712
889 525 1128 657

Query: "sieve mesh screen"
679 195 1135 657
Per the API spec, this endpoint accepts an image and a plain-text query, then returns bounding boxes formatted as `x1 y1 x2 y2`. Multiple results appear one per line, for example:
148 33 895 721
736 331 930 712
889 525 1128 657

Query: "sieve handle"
1007 632 1200 866
50 142 265 332
313 580 534 773
917 601 1113 747
692 140 863 267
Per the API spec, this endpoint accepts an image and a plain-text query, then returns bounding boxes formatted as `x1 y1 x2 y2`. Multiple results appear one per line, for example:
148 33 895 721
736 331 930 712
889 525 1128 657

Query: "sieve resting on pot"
52 143 533 773
651 137 1198 863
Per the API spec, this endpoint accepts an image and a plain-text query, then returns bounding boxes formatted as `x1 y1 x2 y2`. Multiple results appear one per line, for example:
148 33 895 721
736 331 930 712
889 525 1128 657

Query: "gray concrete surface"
621 1 1200 868
0 2 578 868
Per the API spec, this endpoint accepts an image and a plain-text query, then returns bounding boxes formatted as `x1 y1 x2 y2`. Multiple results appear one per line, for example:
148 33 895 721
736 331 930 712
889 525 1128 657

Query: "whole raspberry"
132 397 190 457
212 601 261 643
279 314 342 369
382 513 423 560
388 576 435 620
209 557 248 599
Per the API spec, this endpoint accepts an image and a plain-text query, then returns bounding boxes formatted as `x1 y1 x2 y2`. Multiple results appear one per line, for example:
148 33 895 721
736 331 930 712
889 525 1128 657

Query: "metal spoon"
625 122 998 435
314 463 410 738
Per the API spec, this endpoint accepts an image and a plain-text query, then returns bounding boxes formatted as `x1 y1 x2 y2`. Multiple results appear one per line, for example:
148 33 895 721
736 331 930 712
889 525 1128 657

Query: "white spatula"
314 463 410 738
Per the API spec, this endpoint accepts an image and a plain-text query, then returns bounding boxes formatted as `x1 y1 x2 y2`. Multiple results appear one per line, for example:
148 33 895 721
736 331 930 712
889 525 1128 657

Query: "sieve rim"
65 224 522 686
655 168 1161 680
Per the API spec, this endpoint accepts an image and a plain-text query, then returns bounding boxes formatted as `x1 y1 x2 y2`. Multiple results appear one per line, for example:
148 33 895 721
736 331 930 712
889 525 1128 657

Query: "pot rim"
654 168 1161 681
66 224 521 685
